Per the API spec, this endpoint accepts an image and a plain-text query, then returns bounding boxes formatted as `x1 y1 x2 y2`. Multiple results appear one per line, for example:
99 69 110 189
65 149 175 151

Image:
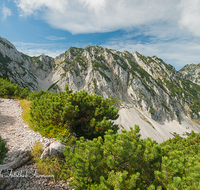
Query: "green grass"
31 142 67 182
20 100 70 182
20 99 34 129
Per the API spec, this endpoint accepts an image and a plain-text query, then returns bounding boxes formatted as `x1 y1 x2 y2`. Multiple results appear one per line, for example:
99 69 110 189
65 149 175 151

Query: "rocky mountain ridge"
1 36 200 142
179 63 200 85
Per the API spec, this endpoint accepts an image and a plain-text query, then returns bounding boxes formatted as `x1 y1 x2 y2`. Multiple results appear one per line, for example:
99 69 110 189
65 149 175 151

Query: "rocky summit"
1 36 200 143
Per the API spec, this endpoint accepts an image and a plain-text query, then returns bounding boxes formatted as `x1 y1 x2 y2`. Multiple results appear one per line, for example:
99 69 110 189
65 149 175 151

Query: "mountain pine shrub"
63 125 163 189
157 131 200 189
0 78 30 99
26 89 47 101
0 136 8 164
30 84 119 140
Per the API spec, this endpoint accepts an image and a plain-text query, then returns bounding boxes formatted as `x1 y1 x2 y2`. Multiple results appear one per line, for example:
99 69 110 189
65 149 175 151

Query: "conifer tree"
30 85 119 139
63 125 162 189
155 131 200 189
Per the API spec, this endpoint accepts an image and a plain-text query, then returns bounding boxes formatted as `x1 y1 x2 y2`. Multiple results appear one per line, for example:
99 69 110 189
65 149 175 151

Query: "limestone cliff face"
1 37 200 142
50 46 197 123
179 63 200 85
0 37 54 91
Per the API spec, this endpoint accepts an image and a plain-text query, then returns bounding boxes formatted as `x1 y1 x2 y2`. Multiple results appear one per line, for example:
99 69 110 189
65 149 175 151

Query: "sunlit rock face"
1 37 200 143
179 63 200 85
0 37 54 91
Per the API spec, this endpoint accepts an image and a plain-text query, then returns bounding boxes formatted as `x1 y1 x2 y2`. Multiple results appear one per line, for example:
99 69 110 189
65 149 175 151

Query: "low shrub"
0 78 30 99
0 136 9 164
63 125 162 189
30 85 119 140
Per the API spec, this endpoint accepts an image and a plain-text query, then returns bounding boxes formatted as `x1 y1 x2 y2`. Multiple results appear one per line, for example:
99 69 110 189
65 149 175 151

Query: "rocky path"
0 98 71 190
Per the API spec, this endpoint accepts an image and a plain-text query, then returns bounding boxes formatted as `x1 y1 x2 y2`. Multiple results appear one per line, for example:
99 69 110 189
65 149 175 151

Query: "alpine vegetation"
0 77 200 189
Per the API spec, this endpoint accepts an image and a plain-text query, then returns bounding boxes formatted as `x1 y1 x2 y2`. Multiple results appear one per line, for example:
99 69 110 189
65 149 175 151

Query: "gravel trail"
0 98 71 190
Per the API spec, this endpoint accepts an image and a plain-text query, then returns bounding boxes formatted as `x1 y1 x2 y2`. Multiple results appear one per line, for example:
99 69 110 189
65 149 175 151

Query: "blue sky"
1 0 200 70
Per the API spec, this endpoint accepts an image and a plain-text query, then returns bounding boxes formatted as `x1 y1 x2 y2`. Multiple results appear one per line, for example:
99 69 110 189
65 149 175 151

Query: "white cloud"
78 0 106 12
12 41 87 58
2 4 12 20
13 42 66 57
179 0 200 37
14 0 68 17
13 0 200 37
12 0 200 70
14 0 179 34
45 36 66 40
101 36 200 70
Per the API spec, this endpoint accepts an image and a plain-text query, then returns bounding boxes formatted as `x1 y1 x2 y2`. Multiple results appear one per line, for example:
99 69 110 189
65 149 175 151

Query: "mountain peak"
0 37 15 50
1 37 200 142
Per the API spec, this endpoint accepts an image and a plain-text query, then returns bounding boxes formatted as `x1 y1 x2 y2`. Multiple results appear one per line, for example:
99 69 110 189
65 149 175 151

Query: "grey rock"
0 150 31 171
179 63 200 85
40 141 66 160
